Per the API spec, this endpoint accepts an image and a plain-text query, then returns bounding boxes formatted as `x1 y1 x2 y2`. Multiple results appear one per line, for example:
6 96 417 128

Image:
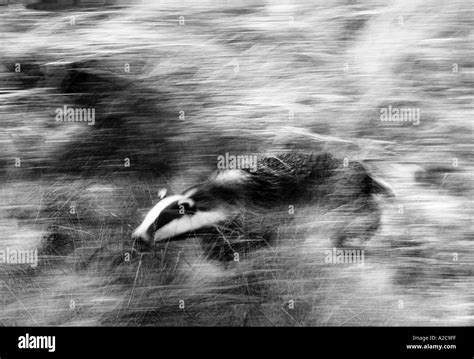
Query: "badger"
132 151 394 261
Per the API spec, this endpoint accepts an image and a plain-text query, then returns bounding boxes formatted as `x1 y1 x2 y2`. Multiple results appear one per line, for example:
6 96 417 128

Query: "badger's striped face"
132 170 248 242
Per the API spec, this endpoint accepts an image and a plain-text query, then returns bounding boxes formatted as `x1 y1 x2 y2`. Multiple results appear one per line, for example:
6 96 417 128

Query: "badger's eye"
178 202 196 213
147 202 190 237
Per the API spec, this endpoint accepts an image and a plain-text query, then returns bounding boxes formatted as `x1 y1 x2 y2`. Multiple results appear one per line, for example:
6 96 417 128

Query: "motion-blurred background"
0 0 472 325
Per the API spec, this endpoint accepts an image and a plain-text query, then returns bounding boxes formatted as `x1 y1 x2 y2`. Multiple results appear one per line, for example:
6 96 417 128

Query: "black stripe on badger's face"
145 200 196 239
132 170 252 242
132 194 193 242
132 192 230 242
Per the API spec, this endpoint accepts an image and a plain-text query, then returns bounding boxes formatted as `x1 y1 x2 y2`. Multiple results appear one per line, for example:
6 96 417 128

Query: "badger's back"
200 151 393 260
245 151 390 206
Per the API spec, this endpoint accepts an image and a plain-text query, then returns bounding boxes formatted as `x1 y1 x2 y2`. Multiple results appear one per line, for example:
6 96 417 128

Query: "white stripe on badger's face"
133 194 187 241
153 209 229 241
133 194 230 242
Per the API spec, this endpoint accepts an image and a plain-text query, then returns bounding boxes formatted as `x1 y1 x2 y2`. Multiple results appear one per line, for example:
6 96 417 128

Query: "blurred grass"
0 0 472 325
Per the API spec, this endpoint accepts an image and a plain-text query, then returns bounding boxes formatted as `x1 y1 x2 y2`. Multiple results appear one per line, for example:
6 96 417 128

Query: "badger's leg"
330 199 382 248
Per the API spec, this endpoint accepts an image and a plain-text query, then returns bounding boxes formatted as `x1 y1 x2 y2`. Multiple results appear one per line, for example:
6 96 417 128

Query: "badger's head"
132 170 250 242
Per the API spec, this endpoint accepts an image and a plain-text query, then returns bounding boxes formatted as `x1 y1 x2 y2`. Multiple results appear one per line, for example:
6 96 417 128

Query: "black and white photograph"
0 0 472 355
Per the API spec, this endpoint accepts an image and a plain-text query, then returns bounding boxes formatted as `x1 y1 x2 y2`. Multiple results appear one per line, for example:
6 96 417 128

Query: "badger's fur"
133 151 394 261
